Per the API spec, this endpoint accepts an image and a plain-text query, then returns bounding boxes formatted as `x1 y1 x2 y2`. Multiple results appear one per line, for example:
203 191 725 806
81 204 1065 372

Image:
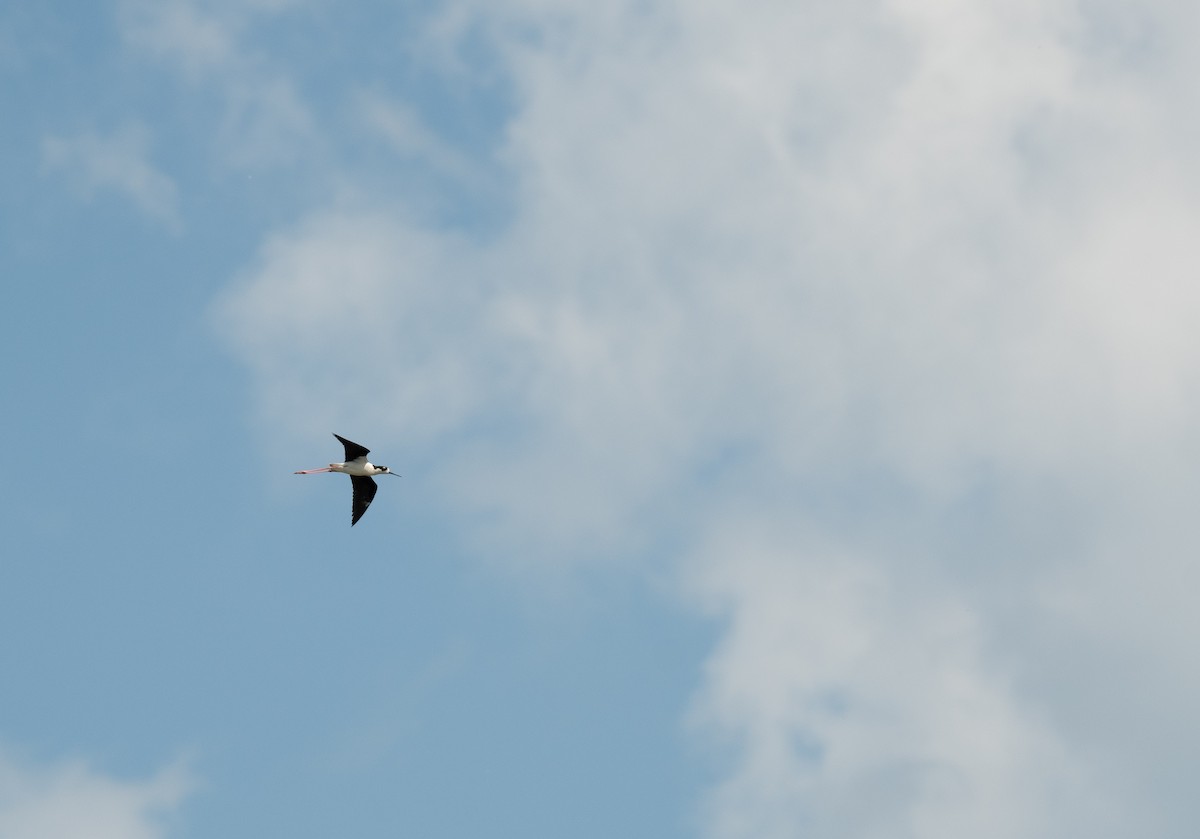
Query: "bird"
294 434 399 525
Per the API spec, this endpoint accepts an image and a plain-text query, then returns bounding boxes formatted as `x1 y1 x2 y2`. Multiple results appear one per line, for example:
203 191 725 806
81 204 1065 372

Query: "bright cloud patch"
217 0 1200 836
685 518 1139 839
0 751 191 839
42 123 179 228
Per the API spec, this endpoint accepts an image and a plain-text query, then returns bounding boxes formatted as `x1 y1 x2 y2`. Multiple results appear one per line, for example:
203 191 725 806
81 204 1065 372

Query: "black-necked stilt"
294 434 399 525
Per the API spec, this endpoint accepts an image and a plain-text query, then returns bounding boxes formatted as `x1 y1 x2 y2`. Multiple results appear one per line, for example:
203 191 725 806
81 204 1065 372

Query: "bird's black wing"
334 433 371 462
350 475 378 526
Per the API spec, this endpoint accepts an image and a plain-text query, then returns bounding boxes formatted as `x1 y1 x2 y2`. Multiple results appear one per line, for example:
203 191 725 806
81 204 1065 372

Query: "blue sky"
3 2 1200 838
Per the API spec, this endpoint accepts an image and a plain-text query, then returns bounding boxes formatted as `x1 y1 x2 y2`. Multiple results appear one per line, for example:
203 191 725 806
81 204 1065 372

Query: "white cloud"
218 75 316 167
217 0 1200 835
117 0 234 77
42 124 180 228
214 209 486 452
357 92 481 185
0 750 191 839
685 518 1138 839
116 0 303 76
117 0 317 169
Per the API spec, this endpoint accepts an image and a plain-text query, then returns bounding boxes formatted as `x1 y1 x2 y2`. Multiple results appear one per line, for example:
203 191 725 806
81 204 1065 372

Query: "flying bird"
294 434 399 525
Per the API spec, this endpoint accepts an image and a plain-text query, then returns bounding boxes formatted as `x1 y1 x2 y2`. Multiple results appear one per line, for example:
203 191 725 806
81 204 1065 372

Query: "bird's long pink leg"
293 467 334 474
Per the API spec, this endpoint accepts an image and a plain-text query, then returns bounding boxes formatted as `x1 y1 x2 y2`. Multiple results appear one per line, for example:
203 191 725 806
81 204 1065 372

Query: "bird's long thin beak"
294 467 333 474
